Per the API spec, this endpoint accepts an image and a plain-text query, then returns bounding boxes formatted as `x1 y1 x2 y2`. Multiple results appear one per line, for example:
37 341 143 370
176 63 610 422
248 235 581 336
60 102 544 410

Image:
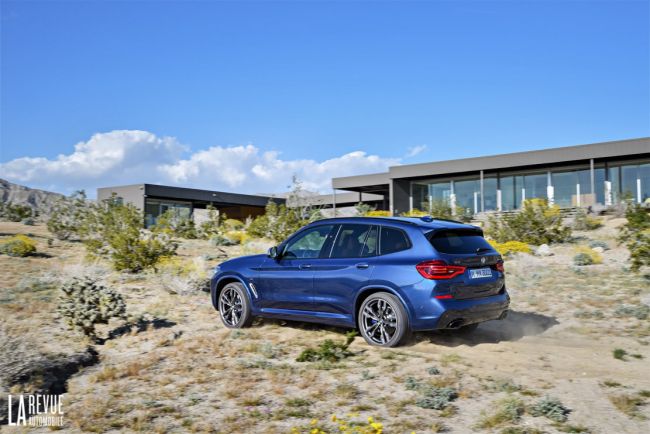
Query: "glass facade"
144 199 192 227
409 159 650 216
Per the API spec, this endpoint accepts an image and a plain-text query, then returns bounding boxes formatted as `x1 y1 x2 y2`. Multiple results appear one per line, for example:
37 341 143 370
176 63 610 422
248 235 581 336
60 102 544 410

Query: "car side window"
283 225 335 259
380 226 410 255
330 224 377 258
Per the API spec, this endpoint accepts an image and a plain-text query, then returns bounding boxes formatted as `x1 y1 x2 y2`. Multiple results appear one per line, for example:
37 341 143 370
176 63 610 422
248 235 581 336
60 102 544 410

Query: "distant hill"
0 178 65 212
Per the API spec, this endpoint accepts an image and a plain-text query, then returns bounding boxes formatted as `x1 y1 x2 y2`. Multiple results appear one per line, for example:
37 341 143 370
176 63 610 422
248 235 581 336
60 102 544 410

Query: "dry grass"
1 219 650 432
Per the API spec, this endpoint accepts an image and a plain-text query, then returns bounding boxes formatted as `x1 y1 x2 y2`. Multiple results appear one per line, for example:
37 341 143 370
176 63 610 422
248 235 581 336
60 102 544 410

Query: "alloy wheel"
360 298 399 345
219 287 243 326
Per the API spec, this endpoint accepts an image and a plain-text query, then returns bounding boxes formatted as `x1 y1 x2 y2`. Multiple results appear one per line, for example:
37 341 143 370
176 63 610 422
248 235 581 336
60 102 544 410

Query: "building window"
144 199 192 228
454 178 480 214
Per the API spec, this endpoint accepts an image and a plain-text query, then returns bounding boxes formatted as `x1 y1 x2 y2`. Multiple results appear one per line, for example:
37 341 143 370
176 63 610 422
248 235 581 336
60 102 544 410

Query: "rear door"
427 229 504 299
312 224 378 316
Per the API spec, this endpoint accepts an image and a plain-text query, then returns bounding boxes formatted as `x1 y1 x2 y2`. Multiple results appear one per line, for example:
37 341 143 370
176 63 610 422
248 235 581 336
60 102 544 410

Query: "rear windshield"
428 229 493 254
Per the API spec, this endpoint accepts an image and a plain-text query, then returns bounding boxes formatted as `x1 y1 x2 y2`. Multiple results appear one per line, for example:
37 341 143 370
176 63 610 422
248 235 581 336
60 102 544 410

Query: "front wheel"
218 282 253 328
358 292 410 347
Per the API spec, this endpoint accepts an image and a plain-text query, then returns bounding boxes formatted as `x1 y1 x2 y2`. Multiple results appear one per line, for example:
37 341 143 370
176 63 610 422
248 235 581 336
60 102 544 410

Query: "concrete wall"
97 184 145 209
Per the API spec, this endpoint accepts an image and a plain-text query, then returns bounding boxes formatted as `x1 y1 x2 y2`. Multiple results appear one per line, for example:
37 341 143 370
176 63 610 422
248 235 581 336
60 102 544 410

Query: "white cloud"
405 144 427 158
0 130 400 197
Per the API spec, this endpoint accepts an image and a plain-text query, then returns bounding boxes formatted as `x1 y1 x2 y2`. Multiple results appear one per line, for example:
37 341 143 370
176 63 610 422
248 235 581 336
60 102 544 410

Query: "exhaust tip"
447 319 464 329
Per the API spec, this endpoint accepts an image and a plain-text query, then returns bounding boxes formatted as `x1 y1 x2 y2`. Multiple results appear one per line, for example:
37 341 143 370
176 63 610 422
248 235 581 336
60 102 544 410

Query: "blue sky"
1 0 649 195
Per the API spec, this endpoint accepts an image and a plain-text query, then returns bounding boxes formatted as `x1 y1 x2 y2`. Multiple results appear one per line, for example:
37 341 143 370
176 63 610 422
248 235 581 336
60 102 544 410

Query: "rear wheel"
358 292 410 347
218 282 253 328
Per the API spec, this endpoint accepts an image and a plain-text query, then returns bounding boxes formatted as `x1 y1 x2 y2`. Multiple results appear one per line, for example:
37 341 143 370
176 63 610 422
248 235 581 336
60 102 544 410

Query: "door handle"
299 264 312 270
356 263 369 269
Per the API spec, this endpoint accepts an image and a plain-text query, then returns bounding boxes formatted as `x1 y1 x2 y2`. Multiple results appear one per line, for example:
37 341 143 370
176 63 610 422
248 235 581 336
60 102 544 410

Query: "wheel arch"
212 275 252 310
353 285 412 328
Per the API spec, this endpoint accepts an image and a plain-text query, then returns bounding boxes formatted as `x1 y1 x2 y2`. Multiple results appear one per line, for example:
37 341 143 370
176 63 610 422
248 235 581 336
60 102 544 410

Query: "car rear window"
380 227 411 255
428 229 493 254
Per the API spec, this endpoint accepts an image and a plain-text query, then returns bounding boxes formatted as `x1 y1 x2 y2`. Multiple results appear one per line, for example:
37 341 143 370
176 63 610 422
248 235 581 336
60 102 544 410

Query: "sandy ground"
1 219 649 434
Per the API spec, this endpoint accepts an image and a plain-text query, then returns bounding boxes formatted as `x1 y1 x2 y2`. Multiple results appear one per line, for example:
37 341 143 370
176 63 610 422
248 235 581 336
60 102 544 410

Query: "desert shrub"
614 304 650 320
223 218 245 231
355 202 375 216
486 199 571 245
154 208 198 239
488 239 532 256
0 202 34 222
224 230 249 245
530 396 570 422
573 209 603 230
0 235 37 257
57 276 126 340
427 366 441 375
618 202 650 272
408 199 473 222
476 396 525 428
612 348 627 360
296 331 356 362
83 198 177 272
588 240 610 250
46 190 91 240
197 205 224 239
573 246 602 266
157 256 210 295
364 210 391 217
415 386 458 410
21 217 35 226
209 234 236 246
573 253 593 266
248 200 321 242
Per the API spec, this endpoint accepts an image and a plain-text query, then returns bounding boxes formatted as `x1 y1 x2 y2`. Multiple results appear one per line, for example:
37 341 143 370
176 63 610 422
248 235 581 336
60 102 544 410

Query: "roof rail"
400 215 466 225
309 216 419 226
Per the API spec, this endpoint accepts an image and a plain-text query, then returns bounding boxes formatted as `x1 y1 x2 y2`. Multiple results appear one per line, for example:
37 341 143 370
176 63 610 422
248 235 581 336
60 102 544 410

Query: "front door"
257 224 337 312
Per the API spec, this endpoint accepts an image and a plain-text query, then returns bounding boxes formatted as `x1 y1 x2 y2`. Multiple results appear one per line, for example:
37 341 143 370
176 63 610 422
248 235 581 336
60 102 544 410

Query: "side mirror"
268 246 279 259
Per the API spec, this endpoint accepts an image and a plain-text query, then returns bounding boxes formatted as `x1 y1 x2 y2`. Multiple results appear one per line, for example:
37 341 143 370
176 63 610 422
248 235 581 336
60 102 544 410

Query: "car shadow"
412 310 559 347
104 316 177 342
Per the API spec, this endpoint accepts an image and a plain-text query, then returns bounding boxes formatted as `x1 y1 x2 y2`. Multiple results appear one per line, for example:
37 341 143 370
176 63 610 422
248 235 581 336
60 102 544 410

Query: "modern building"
331 137 650 216
97 183 282 227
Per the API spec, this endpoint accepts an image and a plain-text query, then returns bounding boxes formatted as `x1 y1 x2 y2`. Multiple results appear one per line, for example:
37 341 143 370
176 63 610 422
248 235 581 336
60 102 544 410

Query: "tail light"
416 260 466 280
495 260 504 273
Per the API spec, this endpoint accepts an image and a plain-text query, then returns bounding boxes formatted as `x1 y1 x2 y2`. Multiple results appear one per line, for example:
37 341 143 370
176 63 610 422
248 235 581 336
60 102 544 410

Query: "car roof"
308 216 479 231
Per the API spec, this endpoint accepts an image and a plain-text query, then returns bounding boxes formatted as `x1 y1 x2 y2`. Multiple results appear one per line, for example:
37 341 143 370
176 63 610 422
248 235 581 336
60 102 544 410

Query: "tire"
217 282 253 328
358 292 410 347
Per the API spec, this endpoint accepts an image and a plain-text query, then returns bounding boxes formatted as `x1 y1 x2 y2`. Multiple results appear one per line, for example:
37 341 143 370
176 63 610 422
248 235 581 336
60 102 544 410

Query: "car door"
312 224 378 317
256 224 337 312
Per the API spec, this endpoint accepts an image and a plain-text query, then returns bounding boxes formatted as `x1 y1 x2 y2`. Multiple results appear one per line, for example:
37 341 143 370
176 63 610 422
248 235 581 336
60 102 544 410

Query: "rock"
536 244 553 256
591 246 605 254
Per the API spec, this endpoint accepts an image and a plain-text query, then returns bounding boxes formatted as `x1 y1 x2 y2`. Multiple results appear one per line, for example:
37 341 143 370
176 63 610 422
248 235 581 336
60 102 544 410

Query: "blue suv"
210 216 509 347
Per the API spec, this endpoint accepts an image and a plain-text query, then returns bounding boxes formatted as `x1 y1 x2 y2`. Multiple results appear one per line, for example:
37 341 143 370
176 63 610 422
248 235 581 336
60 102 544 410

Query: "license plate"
469 268 492 279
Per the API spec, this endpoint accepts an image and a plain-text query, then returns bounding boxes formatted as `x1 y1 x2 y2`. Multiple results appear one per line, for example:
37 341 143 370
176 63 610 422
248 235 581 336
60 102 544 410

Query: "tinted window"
330 224 378 258
380 227 410 255
428 229 493 254
283 225 335 259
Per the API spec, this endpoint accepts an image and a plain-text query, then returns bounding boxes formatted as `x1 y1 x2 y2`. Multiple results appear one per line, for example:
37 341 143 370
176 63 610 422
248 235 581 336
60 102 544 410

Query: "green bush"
486 199 571 245
588 240 610 250
209 234 236 247
415 387 458 410
573 253 593 266
83 197 177 272
154 208 198 239
21 217 35 226
57 276 126 340
618 203 650 272
296 331 356 362
530 396 570 422
249 200 321 243
46 191 91 240
573 209 603 230
407 199 472 222
0 235 37 257
0 202 34 222
614 304 649 320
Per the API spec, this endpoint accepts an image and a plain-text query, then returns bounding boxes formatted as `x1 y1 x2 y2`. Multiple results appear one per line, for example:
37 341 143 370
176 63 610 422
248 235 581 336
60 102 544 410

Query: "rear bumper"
435 298 509 329
409 291 510 331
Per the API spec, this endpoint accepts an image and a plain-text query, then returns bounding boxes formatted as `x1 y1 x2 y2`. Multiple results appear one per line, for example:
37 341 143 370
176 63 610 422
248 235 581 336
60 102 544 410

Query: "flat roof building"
97 183 282 227
331 137 650 215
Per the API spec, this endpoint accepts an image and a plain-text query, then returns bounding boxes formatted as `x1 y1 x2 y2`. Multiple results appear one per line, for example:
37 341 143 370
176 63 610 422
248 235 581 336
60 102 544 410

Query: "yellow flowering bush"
291 414 384 434
487 239 532 256
364 210 391 217
573 246 603 265
224 230 250 245
0 234 37 257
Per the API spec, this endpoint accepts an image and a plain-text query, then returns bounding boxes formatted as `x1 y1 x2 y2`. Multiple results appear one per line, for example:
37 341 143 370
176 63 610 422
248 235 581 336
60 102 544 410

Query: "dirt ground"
1 219 649 434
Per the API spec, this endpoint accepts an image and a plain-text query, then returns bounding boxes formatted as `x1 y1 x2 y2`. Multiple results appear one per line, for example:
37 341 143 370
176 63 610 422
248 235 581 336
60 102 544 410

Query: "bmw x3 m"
210 216 510 347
